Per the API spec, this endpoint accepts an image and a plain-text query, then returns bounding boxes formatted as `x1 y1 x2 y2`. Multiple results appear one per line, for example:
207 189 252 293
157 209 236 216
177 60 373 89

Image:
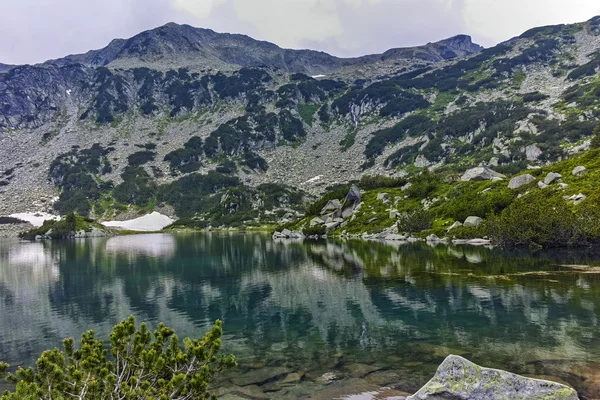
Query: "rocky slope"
0 16 599 229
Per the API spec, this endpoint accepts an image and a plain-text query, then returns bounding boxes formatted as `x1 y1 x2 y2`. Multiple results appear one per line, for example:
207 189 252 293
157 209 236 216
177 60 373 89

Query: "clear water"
0 233 599 399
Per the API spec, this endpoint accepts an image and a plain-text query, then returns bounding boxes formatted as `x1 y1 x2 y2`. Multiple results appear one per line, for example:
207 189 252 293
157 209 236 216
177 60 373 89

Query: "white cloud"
463 0 600 45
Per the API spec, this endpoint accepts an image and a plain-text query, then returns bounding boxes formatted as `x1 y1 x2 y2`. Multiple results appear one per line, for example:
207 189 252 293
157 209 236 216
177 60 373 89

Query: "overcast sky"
2 0 600 65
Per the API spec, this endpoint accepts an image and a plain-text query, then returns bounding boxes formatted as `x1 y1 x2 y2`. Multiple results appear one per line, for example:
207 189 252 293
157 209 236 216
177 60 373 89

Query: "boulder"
463 216 483 227
325 221 341 232
538 181 548 189
447 221 463 232
389 209 399 219
321 200 342 217
572 166 587 176
377 193 390 201
568 193 587 205
310 217 324 227
345 184 362 206
407 355 578 400
508 174 536 189
544 172 562 185
460 166 505 182
426 234 440 242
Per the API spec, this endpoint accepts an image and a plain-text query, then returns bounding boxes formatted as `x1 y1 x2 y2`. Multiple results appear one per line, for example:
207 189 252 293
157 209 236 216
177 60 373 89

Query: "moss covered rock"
407 355 578 400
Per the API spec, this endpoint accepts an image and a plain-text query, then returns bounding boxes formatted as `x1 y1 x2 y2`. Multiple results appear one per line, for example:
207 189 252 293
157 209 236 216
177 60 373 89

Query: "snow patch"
9 212 60 227
304 175 323 184
101 212 174 232
311 74 326 79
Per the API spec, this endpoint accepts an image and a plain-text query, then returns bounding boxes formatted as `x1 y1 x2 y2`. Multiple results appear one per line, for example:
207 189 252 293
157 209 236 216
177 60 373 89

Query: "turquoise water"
0 233 599 398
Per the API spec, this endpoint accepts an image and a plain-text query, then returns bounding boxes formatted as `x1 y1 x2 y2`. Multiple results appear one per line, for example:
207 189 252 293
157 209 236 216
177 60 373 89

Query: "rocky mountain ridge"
38 23 482 75
1 16 599 230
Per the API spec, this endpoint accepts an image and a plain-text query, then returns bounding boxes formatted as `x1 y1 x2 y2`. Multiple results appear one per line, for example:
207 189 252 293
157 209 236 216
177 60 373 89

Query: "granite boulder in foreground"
407 355 578 400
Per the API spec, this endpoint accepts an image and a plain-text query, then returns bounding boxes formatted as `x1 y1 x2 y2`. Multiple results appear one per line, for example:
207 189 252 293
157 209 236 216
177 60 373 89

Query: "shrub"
397 208 432 233
486 191 582 248
358 175 407 190
591 124 600 149
127 150 156 166
0 317 236 400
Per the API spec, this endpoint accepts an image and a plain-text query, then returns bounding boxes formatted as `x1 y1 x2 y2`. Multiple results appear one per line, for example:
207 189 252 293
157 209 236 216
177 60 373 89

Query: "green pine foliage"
0 317 236 400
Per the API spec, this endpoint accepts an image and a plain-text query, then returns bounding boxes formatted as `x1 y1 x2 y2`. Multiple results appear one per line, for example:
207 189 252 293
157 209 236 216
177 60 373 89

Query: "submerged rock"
407 355 578 400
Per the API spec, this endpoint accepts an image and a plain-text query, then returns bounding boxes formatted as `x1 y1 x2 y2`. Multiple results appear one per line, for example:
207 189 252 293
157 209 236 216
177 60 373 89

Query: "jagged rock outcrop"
407 355 578 400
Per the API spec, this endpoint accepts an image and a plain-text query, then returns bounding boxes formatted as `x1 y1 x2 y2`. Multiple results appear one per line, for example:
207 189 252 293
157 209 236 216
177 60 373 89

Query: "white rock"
538 181 548 189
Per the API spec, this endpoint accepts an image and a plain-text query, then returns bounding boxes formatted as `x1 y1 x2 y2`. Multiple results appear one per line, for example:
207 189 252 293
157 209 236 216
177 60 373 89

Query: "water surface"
0 234 599 399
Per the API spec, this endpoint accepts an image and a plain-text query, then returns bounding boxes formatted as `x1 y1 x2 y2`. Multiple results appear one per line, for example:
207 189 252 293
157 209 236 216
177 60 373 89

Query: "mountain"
1 16 599 232
0 63 15 73
42 23 482 75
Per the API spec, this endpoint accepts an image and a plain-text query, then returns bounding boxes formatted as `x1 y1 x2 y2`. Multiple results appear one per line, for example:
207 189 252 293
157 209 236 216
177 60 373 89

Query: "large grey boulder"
508 174 536 189
310 217 324 227
544 172 562 185
460 166 505 182
407 355 578 400
463 216 483 227
321 200 342 218
572 166 587 176
342 184 362 218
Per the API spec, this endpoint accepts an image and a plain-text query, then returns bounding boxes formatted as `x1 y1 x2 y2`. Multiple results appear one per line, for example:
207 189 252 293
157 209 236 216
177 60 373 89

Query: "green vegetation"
397 208 432 233
19 213 100 240
50 144 114 216
0 317 236 400
127 150 156 166
164 136 204 172
486 191 600 248
339 131 356 151
298 104 319 126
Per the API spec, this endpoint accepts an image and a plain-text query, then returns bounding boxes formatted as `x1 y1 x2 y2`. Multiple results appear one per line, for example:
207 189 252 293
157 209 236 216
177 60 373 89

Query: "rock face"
508 174 536 189
460 166 505 181
407 355 578 400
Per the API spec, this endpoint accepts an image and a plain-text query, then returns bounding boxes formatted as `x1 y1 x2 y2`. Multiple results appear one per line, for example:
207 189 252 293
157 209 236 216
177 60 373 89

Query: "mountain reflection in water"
0 234 599 398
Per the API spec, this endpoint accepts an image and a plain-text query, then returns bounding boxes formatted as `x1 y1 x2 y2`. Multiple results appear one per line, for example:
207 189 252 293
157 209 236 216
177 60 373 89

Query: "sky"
1 0 600 65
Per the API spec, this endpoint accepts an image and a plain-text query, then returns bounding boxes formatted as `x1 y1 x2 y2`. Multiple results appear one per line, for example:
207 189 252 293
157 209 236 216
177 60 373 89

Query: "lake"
0 233 599 399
